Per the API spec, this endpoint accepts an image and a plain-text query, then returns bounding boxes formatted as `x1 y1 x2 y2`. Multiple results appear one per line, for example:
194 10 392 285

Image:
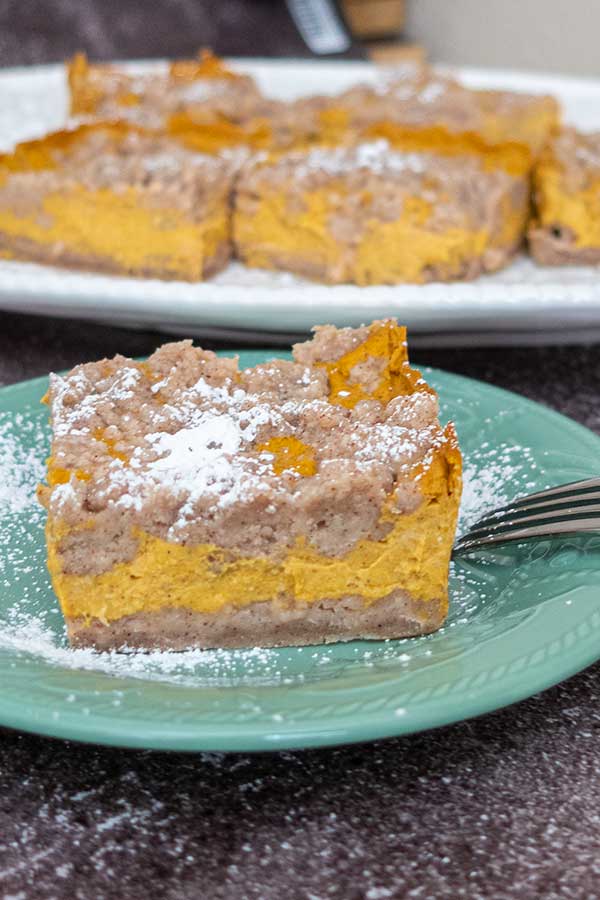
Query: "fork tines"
455 477 600 553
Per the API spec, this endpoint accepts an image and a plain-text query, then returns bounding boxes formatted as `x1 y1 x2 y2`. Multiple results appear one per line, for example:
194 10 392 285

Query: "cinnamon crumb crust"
44 325 446 571
0 230 231 281
66 590 445 651
243 244 519 285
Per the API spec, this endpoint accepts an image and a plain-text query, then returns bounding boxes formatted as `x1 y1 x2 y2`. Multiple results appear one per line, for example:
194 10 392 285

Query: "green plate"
2 351 600 752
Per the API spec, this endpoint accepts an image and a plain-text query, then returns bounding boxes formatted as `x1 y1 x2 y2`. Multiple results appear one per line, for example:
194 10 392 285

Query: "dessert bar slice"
330 65 560 175
0 123 237 280
234 140 529 284
67 54 559 164
529 128 600 265
177 65 559 164
39 320 462 651
68 50 262 126
68 51 273 154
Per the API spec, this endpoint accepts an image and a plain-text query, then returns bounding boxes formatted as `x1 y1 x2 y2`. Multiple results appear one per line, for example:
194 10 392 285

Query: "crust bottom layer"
0 229 231 281
236 242 520 285
67 589 446 651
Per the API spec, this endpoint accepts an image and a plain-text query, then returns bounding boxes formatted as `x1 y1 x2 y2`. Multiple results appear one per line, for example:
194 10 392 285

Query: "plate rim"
2 358 600 752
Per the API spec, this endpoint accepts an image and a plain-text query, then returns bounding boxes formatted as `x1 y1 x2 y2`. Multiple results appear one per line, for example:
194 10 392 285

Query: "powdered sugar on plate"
0 396 543 689
0 410 46 517
460 443 539 531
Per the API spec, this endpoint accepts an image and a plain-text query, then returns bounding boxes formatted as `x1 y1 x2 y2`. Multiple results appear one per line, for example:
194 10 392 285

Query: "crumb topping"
544 128 600 189
0 128 241 218
72 58 263 128
43 323 451 569
340 69 557 140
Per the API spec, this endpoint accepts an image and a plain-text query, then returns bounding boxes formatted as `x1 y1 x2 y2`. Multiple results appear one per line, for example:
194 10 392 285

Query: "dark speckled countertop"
2 8 600 896
2 311 600 900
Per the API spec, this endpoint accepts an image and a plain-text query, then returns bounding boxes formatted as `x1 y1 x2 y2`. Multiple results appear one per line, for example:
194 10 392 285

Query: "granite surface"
1 9 600 895
1 309 600 900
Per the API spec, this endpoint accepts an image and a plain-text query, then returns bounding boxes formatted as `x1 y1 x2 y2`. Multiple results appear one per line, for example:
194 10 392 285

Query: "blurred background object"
405 0 600 76
340 0 424 65
0 0 428 70
2 0 599 75
0 0 367 65
340 0 404 39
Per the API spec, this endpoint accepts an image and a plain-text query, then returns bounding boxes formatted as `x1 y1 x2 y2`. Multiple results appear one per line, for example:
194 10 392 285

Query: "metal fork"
454 477 600 555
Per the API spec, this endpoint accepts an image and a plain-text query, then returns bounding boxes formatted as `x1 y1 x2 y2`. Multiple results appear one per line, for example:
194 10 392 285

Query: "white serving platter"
1 58 600 345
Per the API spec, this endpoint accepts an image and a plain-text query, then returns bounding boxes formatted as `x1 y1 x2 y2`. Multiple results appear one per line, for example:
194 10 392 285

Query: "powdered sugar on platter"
290 140 428 179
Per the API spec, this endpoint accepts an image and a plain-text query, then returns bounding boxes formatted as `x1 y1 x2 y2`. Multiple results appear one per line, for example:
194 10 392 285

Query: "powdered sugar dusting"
141 400 279 532
292 140 427 178
0 410 46 516
46 345 445 544
176 79 230 104
50 365 142 437
459 443 540 533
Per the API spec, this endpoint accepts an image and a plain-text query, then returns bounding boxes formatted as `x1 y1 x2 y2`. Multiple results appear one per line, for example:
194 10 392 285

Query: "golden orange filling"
168 113 274 154
0 186 227 278
257 436 318 476
169 49 245 83
92 428 129 463
234 185 526 285
47 466 91 486
321 319 434 408
0 122 136 181
364 122 535 177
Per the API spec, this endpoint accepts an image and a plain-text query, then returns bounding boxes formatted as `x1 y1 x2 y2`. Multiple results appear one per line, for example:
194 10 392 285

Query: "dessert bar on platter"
529 127 600 265
0 123 238 280
234 140 529 284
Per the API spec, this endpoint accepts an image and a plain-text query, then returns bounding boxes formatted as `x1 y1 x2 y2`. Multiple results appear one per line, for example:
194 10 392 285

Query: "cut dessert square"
0 123 237 280
529 128 600 265
234 140 530 285
174 65 559 163
66 55 560 162
68 50 274 154
327 65 561 175
68 50 261 125
39 320 462 651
